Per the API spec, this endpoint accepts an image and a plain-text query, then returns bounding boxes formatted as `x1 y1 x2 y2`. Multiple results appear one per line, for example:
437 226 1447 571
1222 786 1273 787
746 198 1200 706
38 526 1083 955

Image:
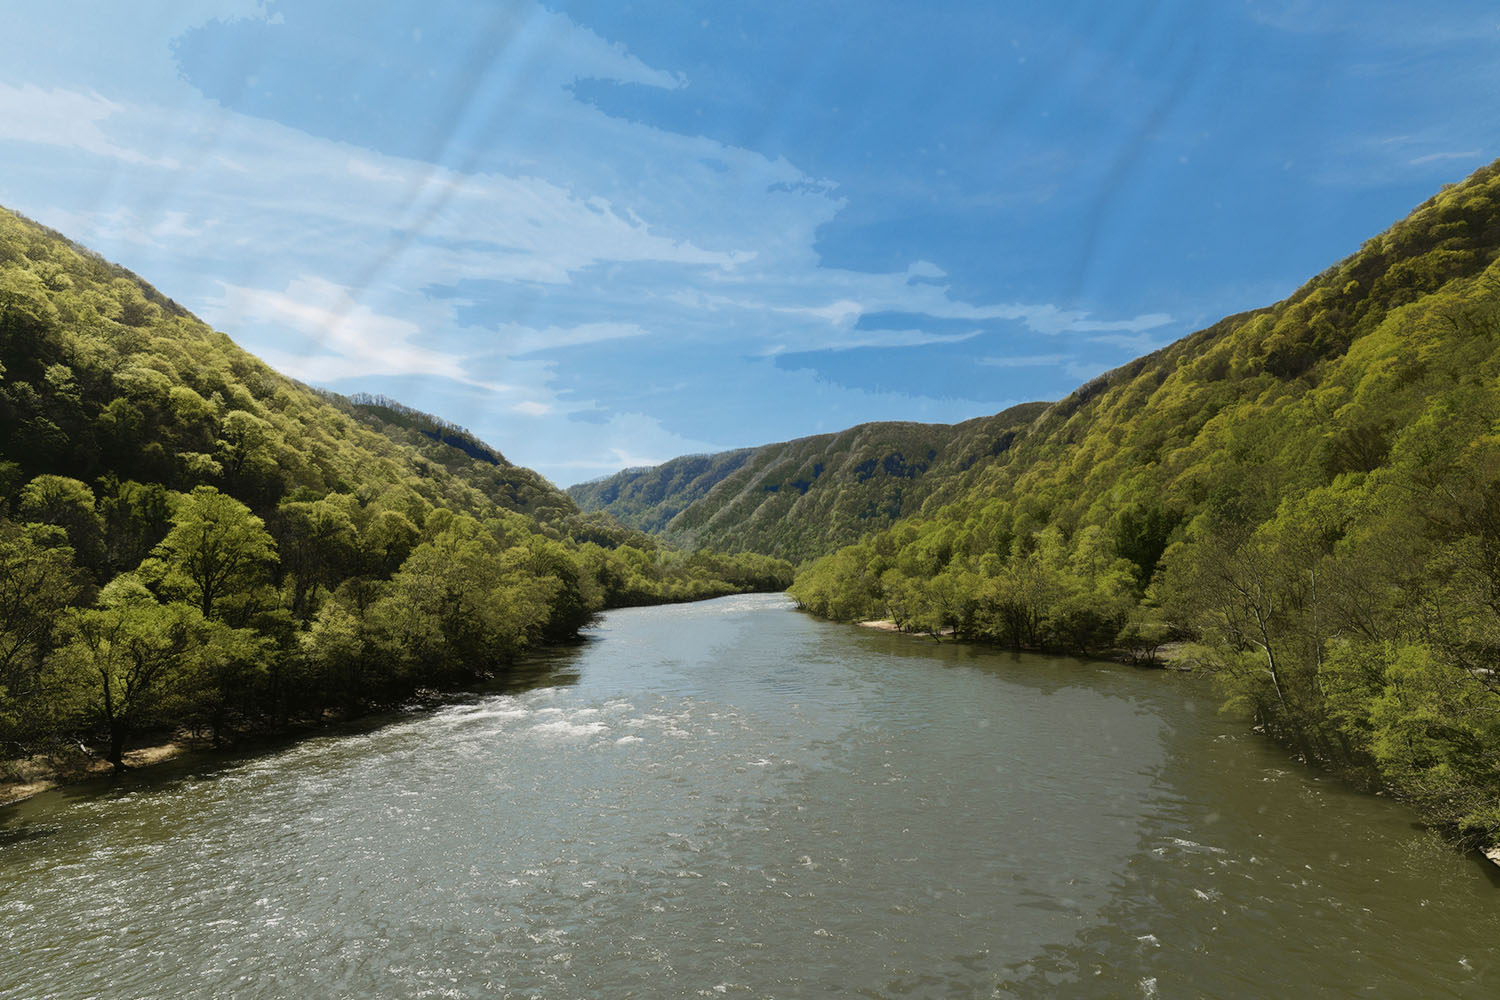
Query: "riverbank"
0 699 470 808
856 618 953 637
1 740 196 806
853 615 1500 866
855 617 1188 667
0 591 777 809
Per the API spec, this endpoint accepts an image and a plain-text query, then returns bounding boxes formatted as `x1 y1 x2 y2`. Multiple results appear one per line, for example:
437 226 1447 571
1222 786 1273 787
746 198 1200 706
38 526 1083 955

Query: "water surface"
3 594 1497 997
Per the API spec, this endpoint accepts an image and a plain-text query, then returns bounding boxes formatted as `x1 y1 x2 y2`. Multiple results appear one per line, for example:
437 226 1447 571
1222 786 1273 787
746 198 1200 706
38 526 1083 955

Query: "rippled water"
3 594 1499 998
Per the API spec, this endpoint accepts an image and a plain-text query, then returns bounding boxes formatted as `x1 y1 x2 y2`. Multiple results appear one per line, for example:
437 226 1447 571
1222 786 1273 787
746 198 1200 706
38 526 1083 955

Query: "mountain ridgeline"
0 206 792 773
588 160 1500 848
567 403 1048 562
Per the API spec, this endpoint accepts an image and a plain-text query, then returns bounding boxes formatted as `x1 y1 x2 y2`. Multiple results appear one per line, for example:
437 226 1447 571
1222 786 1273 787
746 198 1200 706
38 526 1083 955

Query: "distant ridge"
567 402 1048 562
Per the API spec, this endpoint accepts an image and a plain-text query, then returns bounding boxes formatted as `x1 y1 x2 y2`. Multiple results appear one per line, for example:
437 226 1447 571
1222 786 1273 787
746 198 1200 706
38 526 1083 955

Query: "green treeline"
0 207 791 772
792 161 1500 847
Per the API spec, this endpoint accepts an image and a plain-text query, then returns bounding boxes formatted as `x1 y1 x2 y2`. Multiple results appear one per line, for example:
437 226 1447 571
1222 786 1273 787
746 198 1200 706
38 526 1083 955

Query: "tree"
17 474 105 578
357 506 420 578
0 520 88 750
273 494 357 619
214 409 282 499
369 516 555 681
151 486 277 621
48 578 210 771
98 477 172 575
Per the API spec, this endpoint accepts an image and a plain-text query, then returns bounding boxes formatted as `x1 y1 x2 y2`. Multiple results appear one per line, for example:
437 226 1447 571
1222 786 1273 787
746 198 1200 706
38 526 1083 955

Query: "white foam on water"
456 705 532 723
1168 838 1226 854
528 719 607 740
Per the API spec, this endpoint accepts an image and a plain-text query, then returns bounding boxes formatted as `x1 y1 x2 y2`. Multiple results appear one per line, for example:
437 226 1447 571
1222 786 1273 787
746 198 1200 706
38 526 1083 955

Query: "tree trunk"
107 721 128 774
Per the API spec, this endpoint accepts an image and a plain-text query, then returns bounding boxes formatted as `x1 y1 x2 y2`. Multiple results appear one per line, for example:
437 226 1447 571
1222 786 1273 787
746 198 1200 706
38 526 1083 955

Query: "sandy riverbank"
857 619 957 636
0 741 195 807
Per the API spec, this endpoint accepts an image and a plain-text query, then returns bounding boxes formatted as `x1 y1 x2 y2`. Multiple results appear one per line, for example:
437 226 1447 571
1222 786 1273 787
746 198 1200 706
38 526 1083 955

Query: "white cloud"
204 276 492 386
944 303 1172 336
776 298 866 328
0 84 179 168
38 206 163 248
542 412 729 474
348 158 403 183
760 328 983 355
151 211 212 240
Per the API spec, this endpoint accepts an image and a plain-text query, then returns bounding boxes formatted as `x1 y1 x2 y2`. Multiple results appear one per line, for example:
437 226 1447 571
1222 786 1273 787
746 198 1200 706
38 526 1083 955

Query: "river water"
3 594 1498 998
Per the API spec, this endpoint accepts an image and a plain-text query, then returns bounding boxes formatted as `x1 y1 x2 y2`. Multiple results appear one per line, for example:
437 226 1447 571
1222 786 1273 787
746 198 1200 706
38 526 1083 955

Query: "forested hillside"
0 207 791 772
790 159 1500 847
567 403 1047 562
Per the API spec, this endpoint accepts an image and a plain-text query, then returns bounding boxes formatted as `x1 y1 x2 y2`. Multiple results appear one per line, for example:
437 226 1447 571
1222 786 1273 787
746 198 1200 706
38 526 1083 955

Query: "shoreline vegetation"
0 583 785 808
0 587 786 807
0 205 793 796
788 160 1500 854
849 613 1500 870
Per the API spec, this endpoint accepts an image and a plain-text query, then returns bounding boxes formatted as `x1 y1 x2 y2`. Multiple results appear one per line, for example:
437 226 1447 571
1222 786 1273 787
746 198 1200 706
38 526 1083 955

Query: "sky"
2 2 1498 486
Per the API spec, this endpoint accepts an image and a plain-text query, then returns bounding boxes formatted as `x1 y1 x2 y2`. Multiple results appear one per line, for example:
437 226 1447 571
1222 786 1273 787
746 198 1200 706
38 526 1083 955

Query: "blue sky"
2 1 1497 485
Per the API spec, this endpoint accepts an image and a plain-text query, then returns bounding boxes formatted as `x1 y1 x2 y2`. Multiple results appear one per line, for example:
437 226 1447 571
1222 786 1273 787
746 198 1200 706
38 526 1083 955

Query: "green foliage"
49 578 190 768
17 474 105 578
0 520 89 750
150 487 277 622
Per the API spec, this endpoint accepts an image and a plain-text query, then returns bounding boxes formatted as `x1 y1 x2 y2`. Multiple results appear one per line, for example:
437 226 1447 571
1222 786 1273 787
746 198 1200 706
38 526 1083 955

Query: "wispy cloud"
496 321 651 356
1409 150 1482 165
203 276 498 388
0 84 180 168
979 353 1071 368
1087 331 1171 352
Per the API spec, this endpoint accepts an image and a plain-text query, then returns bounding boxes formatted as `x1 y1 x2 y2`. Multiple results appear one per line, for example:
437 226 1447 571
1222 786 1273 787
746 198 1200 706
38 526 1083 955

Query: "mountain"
0 206 792 771
567 402 1048 562
787 159 1500 846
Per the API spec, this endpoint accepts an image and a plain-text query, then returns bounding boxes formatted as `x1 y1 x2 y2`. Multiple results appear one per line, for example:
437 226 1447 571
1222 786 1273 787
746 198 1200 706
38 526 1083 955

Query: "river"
2 594 1497 998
